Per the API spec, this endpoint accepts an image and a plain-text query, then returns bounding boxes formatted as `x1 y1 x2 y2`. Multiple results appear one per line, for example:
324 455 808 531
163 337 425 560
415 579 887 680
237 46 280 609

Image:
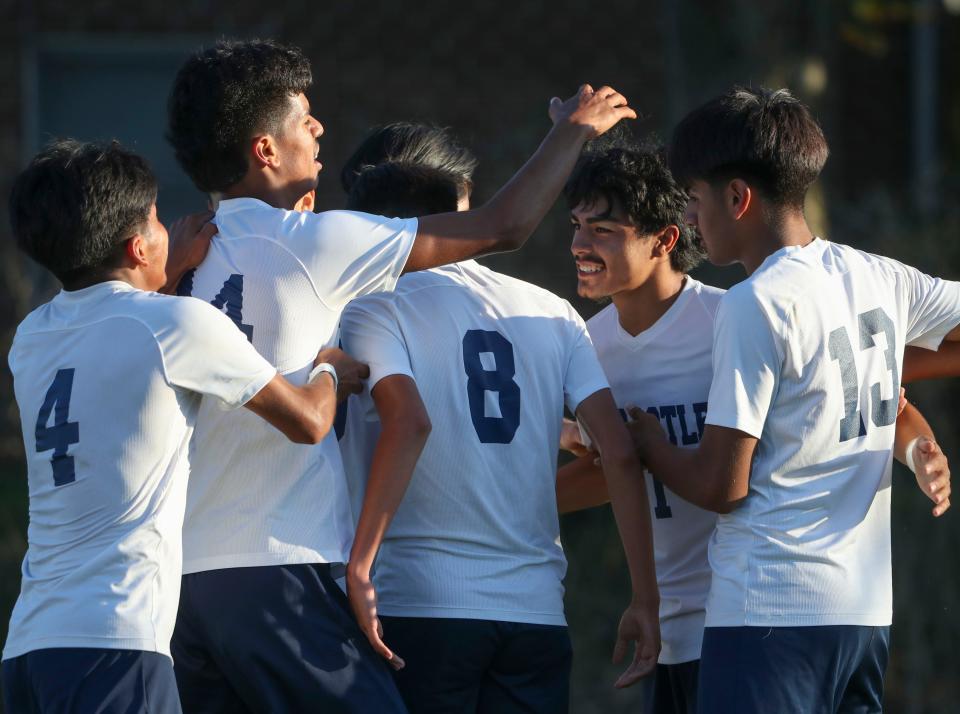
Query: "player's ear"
727 179 752 221
654 225 680 258
124 234 150 268
251 134 279 169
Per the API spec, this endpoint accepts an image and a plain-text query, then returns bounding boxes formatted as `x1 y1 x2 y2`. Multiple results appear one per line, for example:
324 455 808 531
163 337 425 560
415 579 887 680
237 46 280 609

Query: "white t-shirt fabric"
339 261 609 626
705 238 960 628
3 282 276 660
587 277 723 664
178 198 416 574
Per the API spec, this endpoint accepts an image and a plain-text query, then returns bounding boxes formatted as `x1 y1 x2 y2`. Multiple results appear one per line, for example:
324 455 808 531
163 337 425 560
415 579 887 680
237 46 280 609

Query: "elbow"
387 409 432 446
290 411 333 445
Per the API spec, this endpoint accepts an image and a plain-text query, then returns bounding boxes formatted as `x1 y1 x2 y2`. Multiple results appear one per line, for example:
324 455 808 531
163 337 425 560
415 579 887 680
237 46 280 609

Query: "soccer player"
337 126 659 713
625 87 960 713
165 39 637 712
1 140 365 713
553 135 952 714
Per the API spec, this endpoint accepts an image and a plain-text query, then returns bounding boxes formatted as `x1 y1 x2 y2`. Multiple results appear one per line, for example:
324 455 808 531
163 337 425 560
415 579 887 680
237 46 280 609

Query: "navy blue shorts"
171 563 407 713
380 616 572 714
639 659 699 714
2 648 181 714
698 625 890 714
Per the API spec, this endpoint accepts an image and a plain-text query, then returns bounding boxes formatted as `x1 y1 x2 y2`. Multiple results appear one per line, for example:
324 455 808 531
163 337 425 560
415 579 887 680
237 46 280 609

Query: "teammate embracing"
626 87 960 713
337 124 660 714
165 39 637 712
556 133 953 714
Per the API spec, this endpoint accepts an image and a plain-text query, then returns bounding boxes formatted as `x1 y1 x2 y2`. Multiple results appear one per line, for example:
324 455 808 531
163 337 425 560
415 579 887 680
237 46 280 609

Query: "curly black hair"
10 139 157 286
668 86 828 209
167 39 312 193
340 122 477 197
564 132 705 273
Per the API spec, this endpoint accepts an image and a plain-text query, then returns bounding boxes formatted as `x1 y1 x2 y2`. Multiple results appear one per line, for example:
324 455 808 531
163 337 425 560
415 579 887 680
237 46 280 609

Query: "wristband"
904 436 920 474
309 362 338 392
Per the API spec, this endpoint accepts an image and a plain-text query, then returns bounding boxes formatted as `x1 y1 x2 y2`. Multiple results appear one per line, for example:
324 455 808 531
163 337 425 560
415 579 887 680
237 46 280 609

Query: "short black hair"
347 162 460 218
9 139 157 286
167 39 312 193
668 86 828 209
340 122 477 198
565 133 705 273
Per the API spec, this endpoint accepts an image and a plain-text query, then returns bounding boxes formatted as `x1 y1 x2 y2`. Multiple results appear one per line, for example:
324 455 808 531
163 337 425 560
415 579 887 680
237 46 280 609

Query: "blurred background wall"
0 1 958 711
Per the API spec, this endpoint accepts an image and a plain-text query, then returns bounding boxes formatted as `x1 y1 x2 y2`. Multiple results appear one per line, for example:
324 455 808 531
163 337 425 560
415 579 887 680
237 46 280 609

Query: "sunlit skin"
91 203 170 293
570 197 684 336
684 178 814 275
222 92 324 211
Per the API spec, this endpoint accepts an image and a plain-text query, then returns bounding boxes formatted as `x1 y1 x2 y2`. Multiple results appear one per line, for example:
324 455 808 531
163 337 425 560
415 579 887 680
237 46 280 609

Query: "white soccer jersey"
587 277 723 664
339 261 609 625
705 238 960 627
178 198 416 573
3 282 275 660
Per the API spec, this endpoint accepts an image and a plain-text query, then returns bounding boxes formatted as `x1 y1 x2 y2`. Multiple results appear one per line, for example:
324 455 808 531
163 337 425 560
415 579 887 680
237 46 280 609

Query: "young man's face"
274 92 324 196
685 179 736 266
570 197 658 300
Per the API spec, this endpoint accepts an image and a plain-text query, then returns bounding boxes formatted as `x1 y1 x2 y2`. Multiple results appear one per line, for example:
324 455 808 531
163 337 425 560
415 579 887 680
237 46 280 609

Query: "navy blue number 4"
178 270 253 342
35 368 80 486
462 330 521 444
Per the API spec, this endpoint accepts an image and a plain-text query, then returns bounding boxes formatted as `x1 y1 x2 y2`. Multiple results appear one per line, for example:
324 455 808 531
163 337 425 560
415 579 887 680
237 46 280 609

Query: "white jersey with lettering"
705 238 960 627
587 277 723 664
339 261 609 625
3 282 275 660
178 198 416 574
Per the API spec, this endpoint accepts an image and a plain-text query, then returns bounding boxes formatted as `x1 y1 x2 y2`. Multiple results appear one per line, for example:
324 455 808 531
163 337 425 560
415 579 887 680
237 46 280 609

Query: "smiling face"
570 196 660 300
273 92 324 198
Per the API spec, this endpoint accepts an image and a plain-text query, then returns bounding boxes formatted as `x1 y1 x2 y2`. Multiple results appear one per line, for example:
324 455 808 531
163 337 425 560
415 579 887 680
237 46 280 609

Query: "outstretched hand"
548 84 637 139
911 437 951 517
346 570 405 671
611 601 660 688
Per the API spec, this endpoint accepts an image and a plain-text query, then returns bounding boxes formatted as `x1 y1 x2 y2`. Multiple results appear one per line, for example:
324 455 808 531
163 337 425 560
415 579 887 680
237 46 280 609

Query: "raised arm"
244 347 368 444
576 389 660 688
405 85 636 272
628 409 756 514
346 375 431 669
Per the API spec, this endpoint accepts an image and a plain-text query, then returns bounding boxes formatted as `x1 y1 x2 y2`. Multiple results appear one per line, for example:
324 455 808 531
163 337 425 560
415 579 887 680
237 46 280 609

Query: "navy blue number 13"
462 330 521 443
35 368 80 486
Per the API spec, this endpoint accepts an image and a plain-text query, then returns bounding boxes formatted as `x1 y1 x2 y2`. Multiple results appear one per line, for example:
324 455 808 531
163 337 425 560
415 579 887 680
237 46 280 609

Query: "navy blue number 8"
35 368 80 486
178 270 253 342
462 330 521 443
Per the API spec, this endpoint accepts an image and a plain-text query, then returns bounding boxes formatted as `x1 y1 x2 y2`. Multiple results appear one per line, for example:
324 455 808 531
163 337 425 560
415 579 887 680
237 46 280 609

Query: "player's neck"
740 211 815 275
611 267 686 337
220 175 301 211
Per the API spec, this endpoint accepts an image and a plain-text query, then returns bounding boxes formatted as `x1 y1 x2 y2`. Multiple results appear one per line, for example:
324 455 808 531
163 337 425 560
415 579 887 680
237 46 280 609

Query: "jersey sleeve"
562 306 610 413
340 295 414 390
158 297 277 409
288 210 417 309
704 288 782 439
896 261 960 350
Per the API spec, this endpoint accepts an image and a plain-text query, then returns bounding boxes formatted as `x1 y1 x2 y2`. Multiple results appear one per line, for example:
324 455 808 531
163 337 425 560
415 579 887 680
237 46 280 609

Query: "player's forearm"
409 121 591 270
244 374 336 444
598 442 659 605
893 401 935 465
556 455 609 514
347 416 431 577
903 344 960 383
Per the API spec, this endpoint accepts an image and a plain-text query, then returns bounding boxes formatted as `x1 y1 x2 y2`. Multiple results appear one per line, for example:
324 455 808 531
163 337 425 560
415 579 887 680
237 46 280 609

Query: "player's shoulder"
685 277 725 318
466 261 580 315
585 302 619 337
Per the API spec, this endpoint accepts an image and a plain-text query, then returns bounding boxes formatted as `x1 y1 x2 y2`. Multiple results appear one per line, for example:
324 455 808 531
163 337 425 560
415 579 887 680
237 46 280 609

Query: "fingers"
614 653 656 689
363 619 405 670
